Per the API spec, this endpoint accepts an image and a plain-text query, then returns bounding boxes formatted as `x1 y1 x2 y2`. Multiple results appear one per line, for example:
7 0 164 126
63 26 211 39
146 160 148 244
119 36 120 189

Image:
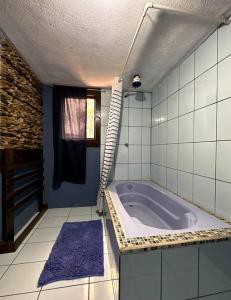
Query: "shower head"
132 74 141 88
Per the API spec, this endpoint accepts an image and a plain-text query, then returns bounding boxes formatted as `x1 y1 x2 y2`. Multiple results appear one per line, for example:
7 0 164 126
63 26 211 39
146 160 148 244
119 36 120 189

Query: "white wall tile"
216 141 231 183
179 81 194 116
118 126 128 144
195 66 217 109
129 145 141 163
101 105 109 125
193 175 215 213
142 146 150 164
158 122 167 145
178 143 193 172
142 109 151 126
116 145 128 164
194 104 216 142
167 118 178 144
216 180 231 221
129 94 142 108
218 55 231 101
159 100 167 123
167 168 177 194
179 112 194 143
121 107 128 126
142 164 151 180
195 31 217 77
101 89 111 106
129 108 142 126
129 164 141 180
142 127 151 145
159 166 167 187
194 142 216 178
114 164 128 180
152 88 158 107
180 53 194 88
167 144 178 169
151 145 159 164
217 98 231 140
129 127 141 144
167 92 178 120
168 67 179 96
178 171 193 201
151 126 158 145
142 93 152 108
218 24 231 61
152 106 159 126
151 164 159 183
159 145 166 166
159 80 167 102
101 125 107 144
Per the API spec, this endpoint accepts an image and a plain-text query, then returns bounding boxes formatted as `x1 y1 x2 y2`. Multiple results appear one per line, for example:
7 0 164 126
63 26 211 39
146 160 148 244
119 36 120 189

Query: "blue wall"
43 85 100 208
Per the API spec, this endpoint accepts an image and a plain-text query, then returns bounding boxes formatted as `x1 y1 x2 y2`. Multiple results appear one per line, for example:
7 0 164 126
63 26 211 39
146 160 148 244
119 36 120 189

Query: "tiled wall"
101 90 152 181
151 24 231 221
119 240 231 300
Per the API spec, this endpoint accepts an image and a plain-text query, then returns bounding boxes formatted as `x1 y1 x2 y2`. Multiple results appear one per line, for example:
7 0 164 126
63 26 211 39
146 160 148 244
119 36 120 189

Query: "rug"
38 220 104 286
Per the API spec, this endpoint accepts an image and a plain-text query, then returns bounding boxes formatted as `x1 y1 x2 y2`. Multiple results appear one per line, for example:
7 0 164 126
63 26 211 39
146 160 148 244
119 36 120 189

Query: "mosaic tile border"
104 189 231 253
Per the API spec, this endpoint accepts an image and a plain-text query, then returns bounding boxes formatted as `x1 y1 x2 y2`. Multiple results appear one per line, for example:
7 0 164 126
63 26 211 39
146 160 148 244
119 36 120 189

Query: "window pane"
62 98 86 141
87 98 95 139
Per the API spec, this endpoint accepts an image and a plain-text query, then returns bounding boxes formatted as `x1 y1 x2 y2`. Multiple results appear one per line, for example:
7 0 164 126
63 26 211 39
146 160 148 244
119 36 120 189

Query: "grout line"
214 28 219 216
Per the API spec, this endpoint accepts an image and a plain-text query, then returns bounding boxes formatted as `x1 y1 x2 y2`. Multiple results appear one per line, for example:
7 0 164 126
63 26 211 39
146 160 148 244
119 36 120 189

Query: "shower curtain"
96 77 123 213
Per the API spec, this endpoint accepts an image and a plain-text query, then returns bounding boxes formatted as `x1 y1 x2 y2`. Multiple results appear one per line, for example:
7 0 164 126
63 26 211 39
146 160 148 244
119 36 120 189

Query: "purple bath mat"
38 220 104 286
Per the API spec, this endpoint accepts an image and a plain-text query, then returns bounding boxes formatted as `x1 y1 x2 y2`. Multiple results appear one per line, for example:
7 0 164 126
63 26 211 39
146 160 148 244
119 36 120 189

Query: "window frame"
86 89 101 147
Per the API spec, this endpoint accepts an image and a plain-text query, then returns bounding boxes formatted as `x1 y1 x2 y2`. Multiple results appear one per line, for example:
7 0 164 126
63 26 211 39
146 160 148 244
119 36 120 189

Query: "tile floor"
0 207 118 299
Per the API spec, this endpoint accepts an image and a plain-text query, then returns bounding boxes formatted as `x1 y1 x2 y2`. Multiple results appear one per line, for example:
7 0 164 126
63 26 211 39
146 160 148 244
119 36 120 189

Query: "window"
86 90 101 147
61 89 100 147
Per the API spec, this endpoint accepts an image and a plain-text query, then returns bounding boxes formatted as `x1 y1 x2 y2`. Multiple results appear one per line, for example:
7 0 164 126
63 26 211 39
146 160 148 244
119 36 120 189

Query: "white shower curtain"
96 77 123 213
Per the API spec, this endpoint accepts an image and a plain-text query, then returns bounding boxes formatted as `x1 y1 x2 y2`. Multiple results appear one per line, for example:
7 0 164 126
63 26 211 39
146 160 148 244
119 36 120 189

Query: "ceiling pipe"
119 2 231 81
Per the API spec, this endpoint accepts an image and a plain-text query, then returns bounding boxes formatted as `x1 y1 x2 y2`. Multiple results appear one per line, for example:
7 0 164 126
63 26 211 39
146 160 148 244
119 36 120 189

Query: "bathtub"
108 181 230 239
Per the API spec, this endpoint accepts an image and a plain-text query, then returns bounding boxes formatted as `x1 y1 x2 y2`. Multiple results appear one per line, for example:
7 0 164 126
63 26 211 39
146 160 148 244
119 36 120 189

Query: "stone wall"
0 36 42 149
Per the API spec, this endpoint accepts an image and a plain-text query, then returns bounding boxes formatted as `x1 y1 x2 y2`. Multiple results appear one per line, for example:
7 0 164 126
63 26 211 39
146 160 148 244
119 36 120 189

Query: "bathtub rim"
104 181 231 253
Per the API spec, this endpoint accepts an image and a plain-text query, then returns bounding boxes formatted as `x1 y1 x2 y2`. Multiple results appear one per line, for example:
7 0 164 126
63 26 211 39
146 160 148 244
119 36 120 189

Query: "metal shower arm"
119 2 231 81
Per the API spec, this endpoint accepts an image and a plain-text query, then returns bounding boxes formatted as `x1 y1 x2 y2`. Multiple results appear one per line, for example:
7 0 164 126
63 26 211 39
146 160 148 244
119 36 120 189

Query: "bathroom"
0 0 231 299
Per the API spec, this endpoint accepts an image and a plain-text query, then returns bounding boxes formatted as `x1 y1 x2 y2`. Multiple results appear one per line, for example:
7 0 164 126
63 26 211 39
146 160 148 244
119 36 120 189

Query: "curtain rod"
119 2 231 81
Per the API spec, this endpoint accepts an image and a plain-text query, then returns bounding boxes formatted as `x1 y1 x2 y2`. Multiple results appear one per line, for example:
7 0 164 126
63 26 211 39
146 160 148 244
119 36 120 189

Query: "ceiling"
0 0 231 91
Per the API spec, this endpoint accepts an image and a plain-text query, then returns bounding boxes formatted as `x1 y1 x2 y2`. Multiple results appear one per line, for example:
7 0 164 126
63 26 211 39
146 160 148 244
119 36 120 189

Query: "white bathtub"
108 181 230 238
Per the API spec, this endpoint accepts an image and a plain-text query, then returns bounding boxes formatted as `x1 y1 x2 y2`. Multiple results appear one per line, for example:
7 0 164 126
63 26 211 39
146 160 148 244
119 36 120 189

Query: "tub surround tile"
199 241 231 296
104 189 231 254
162 246 198 300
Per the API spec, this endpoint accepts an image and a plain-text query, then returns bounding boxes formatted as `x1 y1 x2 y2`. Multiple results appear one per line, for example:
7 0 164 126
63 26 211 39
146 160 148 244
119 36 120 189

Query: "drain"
129 205 134 208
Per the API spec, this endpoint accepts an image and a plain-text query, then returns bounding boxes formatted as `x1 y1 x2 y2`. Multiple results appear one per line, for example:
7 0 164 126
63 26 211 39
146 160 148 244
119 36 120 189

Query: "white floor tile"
0 244 24 266
27 228 61 243
39 284 88 299
38 217 67 228
91 206 97 215
112 280 119 300
0 266 8 278
13 242 54 264
0 292 40 299
0 262 44 296
90 254 111 283
69 207 92 216
67 215 91 222
89 281 114 300
46 208 71 218
41 277 89 291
